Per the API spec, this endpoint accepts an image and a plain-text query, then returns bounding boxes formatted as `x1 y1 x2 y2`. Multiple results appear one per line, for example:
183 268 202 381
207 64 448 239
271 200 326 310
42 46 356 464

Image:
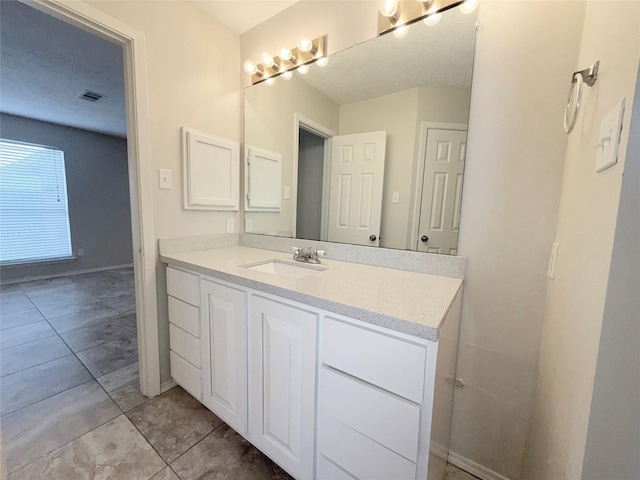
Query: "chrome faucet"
292 247 325 264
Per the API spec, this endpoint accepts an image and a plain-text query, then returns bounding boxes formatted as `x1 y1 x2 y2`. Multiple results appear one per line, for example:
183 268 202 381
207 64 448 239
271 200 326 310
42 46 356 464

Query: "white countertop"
161 246 463 341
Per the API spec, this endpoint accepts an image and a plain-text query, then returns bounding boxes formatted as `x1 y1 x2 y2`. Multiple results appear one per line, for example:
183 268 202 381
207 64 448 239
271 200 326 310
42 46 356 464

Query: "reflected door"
417 129 467 255
328 131 386 247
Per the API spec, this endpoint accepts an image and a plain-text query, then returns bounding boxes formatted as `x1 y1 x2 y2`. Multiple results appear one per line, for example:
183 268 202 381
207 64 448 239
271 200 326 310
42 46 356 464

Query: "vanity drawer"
167 267 200 306
317 414 416 480
322 317 426 403
168 295 200 337
170 351 202 400
320 366 420 462
169 324 200 367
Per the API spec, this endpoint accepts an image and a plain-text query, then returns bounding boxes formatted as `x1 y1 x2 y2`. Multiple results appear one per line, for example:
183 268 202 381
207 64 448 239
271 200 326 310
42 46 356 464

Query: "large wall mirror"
244 6 477 255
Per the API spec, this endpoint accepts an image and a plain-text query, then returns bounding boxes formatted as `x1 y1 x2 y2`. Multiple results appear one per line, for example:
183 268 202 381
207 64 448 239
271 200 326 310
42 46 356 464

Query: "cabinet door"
200 279 247 434
248 294 318 480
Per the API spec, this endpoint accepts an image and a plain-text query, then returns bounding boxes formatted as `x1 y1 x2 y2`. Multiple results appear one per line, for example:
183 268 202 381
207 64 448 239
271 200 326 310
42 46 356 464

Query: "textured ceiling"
0 1 126 137
299 7 477 105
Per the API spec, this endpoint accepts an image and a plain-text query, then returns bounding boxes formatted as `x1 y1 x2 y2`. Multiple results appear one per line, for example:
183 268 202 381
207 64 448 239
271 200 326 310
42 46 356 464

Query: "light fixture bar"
377 0 465 35
250 35 327 85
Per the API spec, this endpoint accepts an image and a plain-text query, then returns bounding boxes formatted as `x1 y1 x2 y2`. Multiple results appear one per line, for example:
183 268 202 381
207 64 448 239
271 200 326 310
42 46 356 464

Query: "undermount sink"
242 259 328 278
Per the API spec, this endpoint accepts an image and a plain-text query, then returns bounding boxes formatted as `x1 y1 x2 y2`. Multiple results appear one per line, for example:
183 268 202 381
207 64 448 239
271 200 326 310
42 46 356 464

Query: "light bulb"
261 52 274 68
423 12 442 26
278 47 293 61
380 0 398 17
393 25 409 38
265 77 276 86
297 38 313 52
297 64 310 75
243 60 257 75
316 57 329 67
460 0 478 14
282 70 293 80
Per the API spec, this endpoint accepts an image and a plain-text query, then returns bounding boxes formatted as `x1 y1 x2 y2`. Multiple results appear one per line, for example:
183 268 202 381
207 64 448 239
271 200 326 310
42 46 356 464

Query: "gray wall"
581 65 640 480
0 113 133 281
296 129 325 241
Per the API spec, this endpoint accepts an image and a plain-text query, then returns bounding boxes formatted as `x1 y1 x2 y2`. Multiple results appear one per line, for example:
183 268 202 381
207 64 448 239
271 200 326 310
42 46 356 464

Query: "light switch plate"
226 219 234 233
596 98 625 173
159 168 172 189
547 242 559 279
284 186 291 200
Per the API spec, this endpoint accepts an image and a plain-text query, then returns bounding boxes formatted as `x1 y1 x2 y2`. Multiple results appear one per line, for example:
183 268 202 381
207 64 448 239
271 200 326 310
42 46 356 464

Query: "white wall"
244 74 339 235
447 1 585 477
87 0 241 385
522 2 640 479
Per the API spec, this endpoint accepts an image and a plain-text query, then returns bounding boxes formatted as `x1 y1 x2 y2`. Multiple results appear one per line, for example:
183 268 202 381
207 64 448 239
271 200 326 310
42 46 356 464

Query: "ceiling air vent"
78 90 105 102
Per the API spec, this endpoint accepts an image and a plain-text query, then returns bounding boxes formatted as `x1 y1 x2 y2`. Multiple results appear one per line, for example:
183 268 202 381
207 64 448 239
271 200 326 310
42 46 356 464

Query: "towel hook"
564 61 599 134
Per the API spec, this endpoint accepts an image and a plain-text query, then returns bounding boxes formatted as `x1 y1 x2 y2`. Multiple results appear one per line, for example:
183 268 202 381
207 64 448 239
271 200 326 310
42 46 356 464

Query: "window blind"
0 140 73 263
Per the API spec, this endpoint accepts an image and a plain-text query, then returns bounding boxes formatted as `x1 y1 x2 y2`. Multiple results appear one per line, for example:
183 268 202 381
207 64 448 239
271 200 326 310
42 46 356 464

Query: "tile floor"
0 268 478 480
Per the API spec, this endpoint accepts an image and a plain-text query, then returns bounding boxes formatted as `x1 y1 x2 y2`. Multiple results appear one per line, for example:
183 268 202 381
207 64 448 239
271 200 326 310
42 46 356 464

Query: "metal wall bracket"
572 60 599 87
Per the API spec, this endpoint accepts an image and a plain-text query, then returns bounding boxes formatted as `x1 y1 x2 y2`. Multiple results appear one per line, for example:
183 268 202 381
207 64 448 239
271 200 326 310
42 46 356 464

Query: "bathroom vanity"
161 245 462 480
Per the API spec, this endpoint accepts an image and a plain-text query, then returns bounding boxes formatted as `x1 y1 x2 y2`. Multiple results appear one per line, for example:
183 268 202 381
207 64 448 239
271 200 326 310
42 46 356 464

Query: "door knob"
369 235 377 241
421 235 429 243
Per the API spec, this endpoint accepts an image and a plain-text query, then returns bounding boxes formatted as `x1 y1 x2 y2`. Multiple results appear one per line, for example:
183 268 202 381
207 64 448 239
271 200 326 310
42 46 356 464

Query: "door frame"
292 114 336 240
29 0 161 396
407 122 468 251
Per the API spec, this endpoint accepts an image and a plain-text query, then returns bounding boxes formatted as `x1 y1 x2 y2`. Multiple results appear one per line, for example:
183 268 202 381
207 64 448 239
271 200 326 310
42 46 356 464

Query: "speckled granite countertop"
161 246 463 341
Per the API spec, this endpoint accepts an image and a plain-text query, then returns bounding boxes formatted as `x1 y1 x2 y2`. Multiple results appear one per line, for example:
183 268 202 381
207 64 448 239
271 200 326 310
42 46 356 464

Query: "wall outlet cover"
284 186 291 200
596 98 625 173
159 168 172 189
547 242 559 279
392 192 400 204
226 219 235 233
245 218 253 232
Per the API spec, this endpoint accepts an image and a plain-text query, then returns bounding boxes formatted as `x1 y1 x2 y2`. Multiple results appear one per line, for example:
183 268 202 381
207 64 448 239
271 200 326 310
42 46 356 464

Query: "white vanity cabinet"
164 260 461 480
317 316 436 480
248 293 318 480
167 267 202 400
200 279 247 434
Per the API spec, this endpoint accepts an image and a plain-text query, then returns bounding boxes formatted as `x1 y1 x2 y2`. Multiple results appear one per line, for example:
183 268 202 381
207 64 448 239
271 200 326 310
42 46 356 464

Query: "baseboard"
160 379 177 393
448 451 512 480
0 263 134 285
430 441 449 461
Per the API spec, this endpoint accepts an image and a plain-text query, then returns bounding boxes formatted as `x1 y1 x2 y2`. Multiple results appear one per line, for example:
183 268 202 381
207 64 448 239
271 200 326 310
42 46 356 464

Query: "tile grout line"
5 271 152 475
165 418 228 470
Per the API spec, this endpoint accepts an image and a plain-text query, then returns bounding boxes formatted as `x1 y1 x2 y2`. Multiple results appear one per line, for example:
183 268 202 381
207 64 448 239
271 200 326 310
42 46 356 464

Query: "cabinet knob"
369 235 377 241
421 235 429 243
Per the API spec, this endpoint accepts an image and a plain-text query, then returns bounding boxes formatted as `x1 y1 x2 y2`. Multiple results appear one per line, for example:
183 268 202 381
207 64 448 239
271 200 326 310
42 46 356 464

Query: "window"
0 139 72 264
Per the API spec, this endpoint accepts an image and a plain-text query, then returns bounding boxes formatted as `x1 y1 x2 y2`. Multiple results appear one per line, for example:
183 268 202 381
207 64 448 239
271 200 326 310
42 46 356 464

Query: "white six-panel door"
200 279 247 434
248 294 318 480
417 129 467 255
328 131 386 247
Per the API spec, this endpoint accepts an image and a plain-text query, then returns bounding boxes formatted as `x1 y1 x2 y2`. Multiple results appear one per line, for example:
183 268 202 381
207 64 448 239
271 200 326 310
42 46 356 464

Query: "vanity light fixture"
459 0 479 14
380 0 399 18
244 35 327 85
393 24 409 38
378 0 471 36
316 57 329 67
423 11 442 26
